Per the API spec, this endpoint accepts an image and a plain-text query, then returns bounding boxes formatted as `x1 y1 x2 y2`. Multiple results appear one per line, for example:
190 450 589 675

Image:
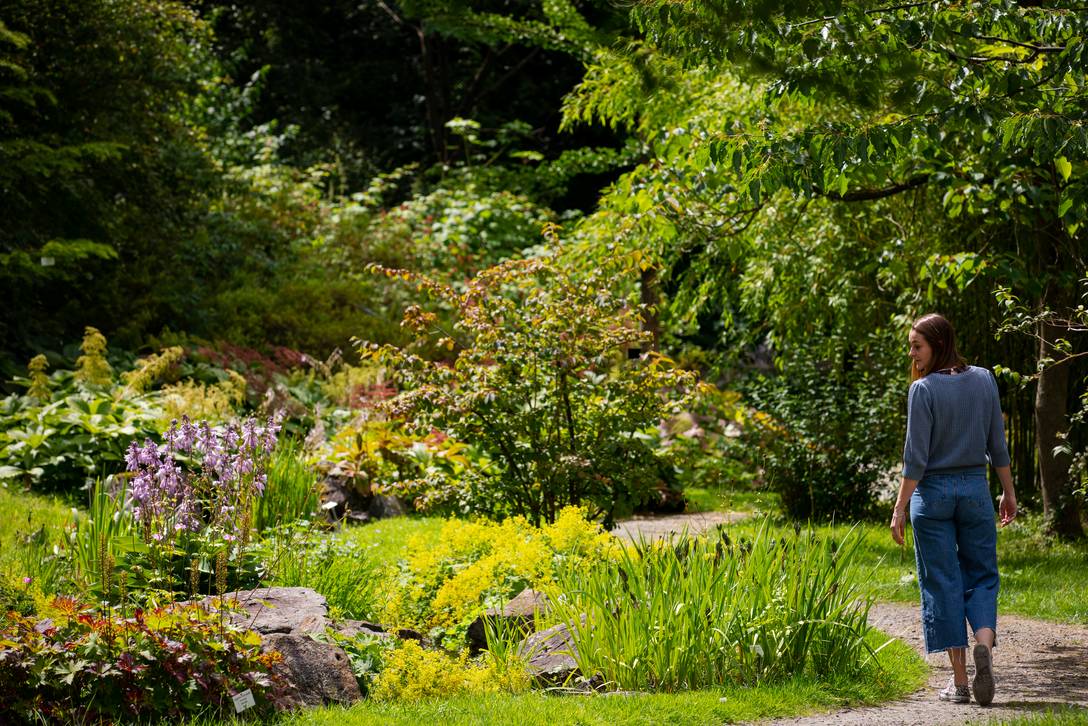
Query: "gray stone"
216 586 329 635
368 494 407 520
319 476 370 523
519 621 580 685
466 588 550 654
263 633 362 708
335 619 392 641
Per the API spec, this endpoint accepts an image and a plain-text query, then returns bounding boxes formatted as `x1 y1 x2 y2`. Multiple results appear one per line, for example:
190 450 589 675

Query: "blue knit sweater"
901 365 1011 480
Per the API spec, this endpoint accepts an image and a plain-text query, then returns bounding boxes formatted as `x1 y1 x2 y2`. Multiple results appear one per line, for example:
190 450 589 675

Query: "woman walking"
889 313 1017 706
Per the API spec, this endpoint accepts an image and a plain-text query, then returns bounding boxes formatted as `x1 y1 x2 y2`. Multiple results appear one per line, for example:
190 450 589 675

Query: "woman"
889 313 1017 707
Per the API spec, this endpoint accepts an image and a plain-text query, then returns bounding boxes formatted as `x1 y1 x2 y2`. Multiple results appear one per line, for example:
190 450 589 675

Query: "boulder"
216 587 329 635
319 476 371 524
368 493 407 520
465 588 550 654
263 633 362 708
518 621 580 685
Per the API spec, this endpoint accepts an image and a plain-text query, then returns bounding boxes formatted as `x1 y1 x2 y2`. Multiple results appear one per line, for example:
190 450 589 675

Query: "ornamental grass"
549 521 881 691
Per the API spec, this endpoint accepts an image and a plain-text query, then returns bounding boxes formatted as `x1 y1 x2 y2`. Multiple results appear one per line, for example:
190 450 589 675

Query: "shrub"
0 599 287 723
384 506 618 648
364 255 698 525
370 639 529 701
548 522 879 691
744 338 903 521
0 366 164 492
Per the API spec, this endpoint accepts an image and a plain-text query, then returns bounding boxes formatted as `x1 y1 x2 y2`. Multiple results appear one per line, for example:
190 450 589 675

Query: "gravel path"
611 510 748 541
616 512 1088 724
765 601 1088 725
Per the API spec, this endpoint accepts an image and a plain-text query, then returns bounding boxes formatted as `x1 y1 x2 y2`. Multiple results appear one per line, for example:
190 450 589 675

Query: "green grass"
0 483 74 579
260 631 926 726
682 483 777 514
976 707 1088 725
337 514 446 566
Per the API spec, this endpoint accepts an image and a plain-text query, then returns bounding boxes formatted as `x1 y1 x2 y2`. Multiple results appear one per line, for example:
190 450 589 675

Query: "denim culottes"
909 467 999 654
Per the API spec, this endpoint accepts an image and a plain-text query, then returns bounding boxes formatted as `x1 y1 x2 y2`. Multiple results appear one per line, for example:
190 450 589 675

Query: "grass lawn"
0 483 74 574
979 707 1088 725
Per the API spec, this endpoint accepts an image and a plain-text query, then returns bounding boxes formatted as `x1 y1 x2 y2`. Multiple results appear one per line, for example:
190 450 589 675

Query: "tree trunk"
1034 310 1084 539
418 30 449 163
640 266 661 351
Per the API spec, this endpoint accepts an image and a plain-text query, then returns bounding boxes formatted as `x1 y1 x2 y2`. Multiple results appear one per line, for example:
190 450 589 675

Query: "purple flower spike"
178 416 197 452
125 441 141 472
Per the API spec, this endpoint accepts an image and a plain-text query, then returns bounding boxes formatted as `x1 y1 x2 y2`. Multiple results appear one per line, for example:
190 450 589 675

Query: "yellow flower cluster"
370 640 529 701
159 371 247 424
27 354 50 401
385 507 618 638
120 346 185 395
75 327 112 386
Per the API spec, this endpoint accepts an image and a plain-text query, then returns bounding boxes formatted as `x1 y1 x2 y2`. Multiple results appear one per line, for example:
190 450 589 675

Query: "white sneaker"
938 677 970 704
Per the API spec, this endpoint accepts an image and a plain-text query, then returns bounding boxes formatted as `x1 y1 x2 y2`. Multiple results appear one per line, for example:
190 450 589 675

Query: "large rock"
368 493 407 520
263 633 362 708
320 476 371 524
518 620 580 685
466 588 550 654
217 587 330 635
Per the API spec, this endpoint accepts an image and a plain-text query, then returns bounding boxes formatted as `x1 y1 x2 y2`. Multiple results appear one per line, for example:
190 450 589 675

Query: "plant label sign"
232 689 256 713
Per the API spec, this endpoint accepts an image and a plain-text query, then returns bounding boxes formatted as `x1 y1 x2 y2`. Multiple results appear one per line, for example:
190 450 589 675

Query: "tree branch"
817 174 930 201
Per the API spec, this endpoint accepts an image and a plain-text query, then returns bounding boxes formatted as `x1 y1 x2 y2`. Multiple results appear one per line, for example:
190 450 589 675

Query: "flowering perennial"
124 415 281 546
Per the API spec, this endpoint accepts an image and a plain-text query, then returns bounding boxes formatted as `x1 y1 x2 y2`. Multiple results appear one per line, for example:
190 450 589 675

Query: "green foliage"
0 600 287 723
0 578 36 617
312 628 395 698
364 256 698 525
549 522 879 691
744 335 905 521
0 371 163 492
1 0 219 355
254 439 321 533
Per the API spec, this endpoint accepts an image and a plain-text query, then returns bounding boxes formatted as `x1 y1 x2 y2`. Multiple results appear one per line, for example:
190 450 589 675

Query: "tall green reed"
73 476 136 599
264 526 380 619
548 520 878 691
254 439 321 532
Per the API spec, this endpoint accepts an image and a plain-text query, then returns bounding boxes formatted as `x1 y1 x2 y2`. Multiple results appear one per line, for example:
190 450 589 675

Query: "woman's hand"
998 491 1017 527
890 507 908 545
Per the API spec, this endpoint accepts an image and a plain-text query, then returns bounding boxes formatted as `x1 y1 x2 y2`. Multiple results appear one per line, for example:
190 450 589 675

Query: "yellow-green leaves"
1056 156 1073 182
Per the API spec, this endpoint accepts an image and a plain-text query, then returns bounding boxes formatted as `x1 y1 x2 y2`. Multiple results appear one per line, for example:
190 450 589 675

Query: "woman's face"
908 328 933 374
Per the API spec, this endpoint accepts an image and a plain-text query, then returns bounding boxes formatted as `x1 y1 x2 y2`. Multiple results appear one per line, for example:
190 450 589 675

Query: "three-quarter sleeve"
902 381 932 480
987 371 1011 468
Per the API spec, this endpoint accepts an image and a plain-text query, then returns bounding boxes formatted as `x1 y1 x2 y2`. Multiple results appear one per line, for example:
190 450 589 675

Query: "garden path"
762 602 1088 725
611 510 748 541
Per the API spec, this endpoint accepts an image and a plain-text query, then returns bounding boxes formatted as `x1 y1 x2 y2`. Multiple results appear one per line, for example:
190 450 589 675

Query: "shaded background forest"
3 0 1086 533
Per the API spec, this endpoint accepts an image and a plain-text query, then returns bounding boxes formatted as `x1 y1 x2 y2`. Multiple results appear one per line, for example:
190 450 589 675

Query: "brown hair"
910 313 967 381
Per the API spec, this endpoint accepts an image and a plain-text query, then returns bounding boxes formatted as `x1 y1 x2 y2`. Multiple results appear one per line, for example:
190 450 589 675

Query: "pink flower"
22 577 32 586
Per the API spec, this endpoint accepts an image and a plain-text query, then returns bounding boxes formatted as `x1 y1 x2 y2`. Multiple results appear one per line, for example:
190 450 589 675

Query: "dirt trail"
615 512 1088 724
766 602 1088 725
611 510 747 541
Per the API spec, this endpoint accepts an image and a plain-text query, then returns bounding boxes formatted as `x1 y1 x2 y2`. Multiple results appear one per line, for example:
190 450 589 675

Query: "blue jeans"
909 467 999 654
